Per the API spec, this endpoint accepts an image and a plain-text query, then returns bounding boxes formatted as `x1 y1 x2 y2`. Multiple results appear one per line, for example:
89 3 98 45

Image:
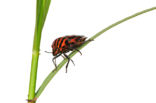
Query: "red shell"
52 35 87 56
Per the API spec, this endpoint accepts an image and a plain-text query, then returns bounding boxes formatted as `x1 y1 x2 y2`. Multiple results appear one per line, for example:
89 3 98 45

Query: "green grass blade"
28 0 51 102
35 6 156 99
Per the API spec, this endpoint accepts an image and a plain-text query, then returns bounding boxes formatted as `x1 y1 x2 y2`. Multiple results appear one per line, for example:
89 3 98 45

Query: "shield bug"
49 35 87 73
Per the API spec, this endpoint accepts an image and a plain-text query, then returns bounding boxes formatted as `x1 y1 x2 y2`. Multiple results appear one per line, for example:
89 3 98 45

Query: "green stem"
28 50 39 101
35 6 156 99
28 0 51 102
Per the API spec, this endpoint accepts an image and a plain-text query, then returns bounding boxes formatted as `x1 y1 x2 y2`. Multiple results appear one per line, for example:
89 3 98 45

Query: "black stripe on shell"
59 37 66 48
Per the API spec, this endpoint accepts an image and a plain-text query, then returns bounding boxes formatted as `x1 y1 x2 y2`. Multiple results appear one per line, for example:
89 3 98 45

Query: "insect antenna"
45 51 52 53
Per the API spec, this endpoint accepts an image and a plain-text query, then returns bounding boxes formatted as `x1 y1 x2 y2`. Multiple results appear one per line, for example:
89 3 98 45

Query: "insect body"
52 35 87 73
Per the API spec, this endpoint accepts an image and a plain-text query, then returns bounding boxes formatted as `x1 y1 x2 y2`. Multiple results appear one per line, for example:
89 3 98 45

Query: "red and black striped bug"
50 35 87 73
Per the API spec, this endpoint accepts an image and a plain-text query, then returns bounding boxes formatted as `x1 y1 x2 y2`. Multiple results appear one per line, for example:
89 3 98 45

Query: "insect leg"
68 46 82 55
73 48 82 55
63 53 75 66
61 55 66 59
52 53 62 69
63 53 75 73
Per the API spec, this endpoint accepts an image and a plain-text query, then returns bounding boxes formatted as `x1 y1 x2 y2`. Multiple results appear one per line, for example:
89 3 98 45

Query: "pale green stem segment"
35 6 156 99
28 0 51 102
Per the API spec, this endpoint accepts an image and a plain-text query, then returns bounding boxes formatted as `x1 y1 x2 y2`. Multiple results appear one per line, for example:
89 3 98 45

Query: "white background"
0 0 156 103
